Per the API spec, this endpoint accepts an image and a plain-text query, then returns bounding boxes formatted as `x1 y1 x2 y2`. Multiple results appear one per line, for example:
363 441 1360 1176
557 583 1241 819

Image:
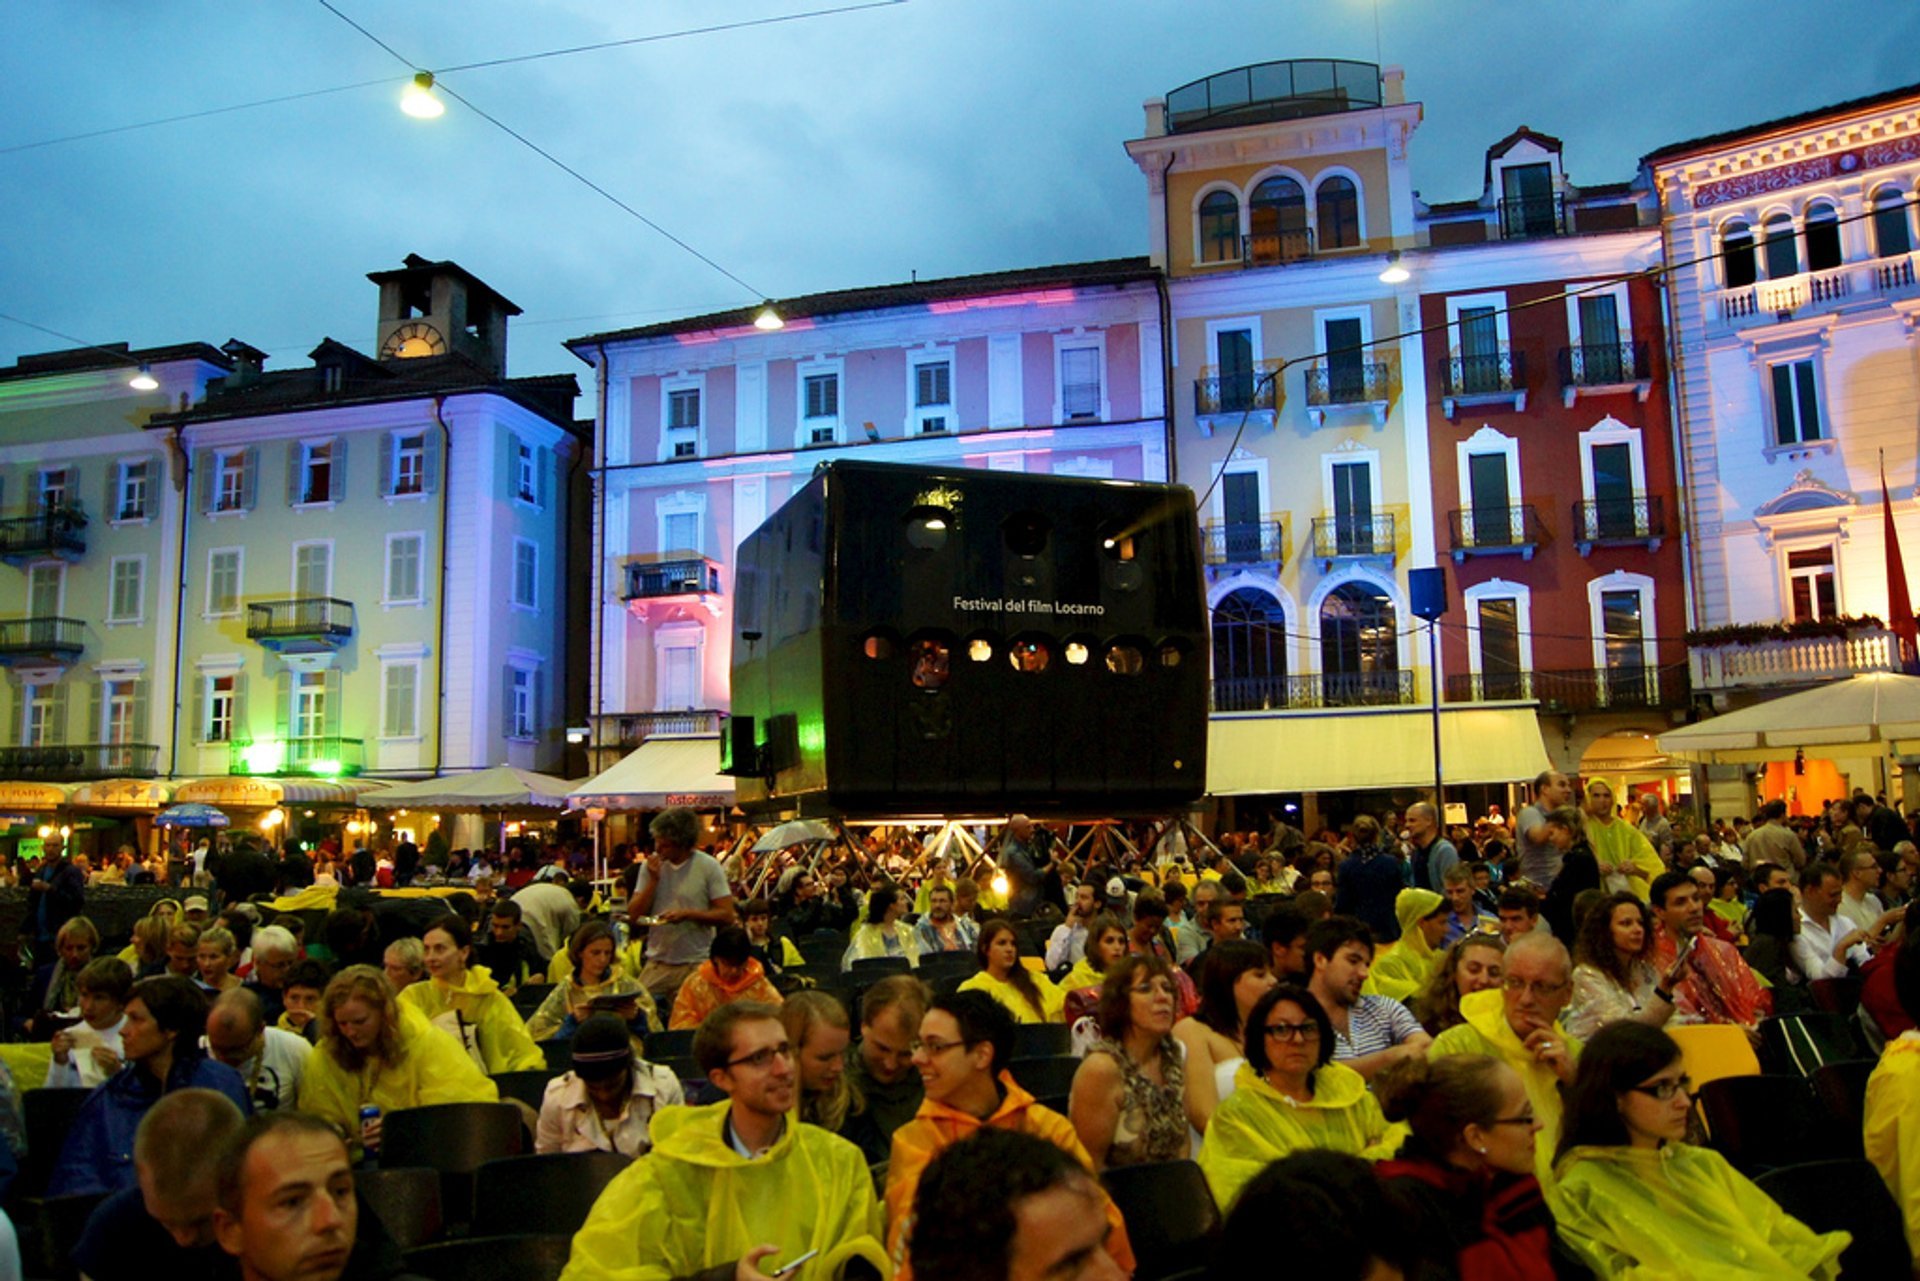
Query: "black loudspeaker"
1409 566 1448 621
724 461 1209 819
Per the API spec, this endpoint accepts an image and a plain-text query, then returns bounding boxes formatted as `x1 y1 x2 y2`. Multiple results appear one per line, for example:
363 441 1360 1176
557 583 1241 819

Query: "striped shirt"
1330 995 1425 1060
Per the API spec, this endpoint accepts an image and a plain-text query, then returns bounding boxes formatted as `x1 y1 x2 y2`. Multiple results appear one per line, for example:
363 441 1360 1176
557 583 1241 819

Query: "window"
385 534 423 604
1805 203 1843 272
293 543 332 599
1323 315 1368 402
804 372 840 444
382 663 418 738
1214 327 1255 413
1199 189 1241 262
914 359 952 435
214 450 246 512
206 675 236 743
512 539 538 608
1721 221 1757 288
1762 212 1798 279
1319 582 1399 704
515 440 536 502
1500 163 1557 236
1211 588 1288 711
322 365 344 394
1330 459 1376 553
104 679 137 745
207 549 242 616
1873 188 1913 259
22 684 59 747
107 557 143 623
1769 360 1822 446
1249 175 1308 261
1060 346 1102 421
1787 547 1839 622
1316 176 1360 250
393 434 425 495
1475 598 1525 699
1600 590 1646 673
293 671 326 741
666 387 701 459
298 441 333 504
657 646 699 711
662 510 700 556
37 468 69 512
27 563 62 618
509 668 534 738
117 461 150 520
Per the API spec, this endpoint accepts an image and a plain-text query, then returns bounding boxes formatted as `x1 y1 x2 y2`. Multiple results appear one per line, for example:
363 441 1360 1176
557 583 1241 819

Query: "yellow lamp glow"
990 872 1009 897
36 825 51 839
753 301 784 331
128 364 159 391
401 72 445 119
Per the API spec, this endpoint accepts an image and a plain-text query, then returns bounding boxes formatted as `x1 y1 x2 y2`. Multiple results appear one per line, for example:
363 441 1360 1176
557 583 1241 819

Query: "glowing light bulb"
401 72 445 119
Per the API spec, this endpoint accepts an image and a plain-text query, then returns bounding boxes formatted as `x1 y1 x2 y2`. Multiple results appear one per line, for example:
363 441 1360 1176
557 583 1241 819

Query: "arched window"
1199 190 1241 264
1763 212 1799 279
1212 588 1288 711
1721 220 1756 288
1249 176 1309 264
1320 582 1399 706
1873 187 1913 259
1316 176 1359 250
1804 202 1842 272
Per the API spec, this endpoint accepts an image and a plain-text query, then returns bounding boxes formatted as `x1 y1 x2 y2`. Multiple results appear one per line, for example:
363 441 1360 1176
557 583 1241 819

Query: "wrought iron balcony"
246 598 355 654
0 617 85 665
1305 361 1393 424
1243 229 1315 266
1444 667 1688 712
0 509 86 564
1439 349 1525 417
1202 518 1288 566
1497 194 1564 239
622 558 723 601
1194 361 1283 416
1211 670 1415 712
0 742 159 780
1446 505 1545 560
229 736 364 777
1558 341 1652 405
1310 512 1396 561
1572 496 1665 553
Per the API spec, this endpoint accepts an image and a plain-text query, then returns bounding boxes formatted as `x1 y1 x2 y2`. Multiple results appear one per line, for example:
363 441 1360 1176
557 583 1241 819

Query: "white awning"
1659 672 1920 764
360 765 574 811
1208 705 1552 794
570 736 735 811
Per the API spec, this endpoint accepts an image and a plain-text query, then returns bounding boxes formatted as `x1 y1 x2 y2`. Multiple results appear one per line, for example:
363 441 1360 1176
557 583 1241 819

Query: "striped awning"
172 777 390 807
67 778 173 809
0 781 73 811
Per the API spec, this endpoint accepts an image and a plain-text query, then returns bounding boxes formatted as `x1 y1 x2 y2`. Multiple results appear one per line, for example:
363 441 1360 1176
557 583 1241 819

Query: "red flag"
1882 454 1919 672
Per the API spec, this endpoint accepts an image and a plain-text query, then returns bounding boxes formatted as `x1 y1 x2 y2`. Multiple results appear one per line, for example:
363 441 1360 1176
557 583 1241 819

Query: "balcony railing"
1498 194 1564 239
1310 512 1396 560
1572 496 1664 551
1558 341 1653 406
1441 349 1522 397
1691 625 1900 693
0 509 86 563
1166 60 1383 134
1243 229 1315 266
606 709 725 752
1444 667 1688 711
229 736 365 777
0 742 159 780
622 558 723 600
1202 518 1288 566
1195 361 1284 416
1874 252 1919 295
246 598 355 645
1714 263 1856 328
1305 361 1392 412
1211 670 1416 712
0 617 85 662
1446 505 1545 559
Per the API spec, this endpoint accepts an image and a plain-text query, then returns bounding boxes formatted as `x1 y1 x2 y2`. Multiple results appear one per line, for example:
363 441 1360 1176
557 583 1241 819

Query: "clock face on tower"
381 321 446 359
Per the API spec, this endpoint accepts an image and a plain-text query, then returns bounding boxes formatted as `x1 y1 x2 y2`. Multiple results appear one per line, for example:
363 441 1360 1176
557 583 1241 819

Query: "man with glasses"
1429 931 1579 1184
564 1000 888 1281
883 991 1133 1279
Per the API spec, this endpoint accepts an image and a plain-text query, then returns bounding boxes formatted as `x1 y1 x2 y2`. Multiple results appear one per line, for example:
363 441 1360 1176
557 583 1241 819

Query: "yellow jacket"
1198 1061 1402 1213
842 921 922 971
884 1072 1132 1280
956 970 1065 1024
525 969 656 1043
1865 1030 1920 1261
1363 888 1444 1002
1553 1143 1847 1279
1060 958 1106 995
296 1003 499 1156
1584 818 1666 902
397 964 546 1072
559 1099 888 1281
1429 988 1579 1186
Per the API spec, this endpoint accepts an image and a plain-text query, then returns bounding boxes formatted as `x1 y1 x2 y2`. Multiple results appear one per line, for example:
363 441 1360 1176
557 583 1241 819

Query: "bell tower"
368 253 521 375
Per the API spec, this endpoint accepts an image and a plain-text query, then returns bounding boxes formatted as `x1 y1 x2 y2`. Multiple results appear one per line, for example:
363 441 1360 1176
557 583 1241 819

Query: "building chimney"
220 339 268 389
1382 66 1406 106
1143 97 1167 138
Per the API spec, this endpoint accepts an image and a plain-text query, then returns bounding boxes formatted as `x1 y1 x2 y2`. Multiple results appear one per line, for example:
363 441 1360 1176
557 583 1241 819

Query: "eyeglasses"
1501 977 1569 999
910 1037 967 1056
1129 980 1177 997
1628 1075 1694 1103
1263 1021 1320 1042
725 1042 794 1070
1484 1111 1536 1128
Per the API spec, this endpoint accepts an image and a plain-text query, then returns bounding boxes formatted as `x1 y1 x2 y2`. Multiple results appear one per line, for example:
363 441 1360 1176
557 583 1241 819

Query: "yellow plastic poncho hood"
397 962 545 1073
1197 1060 1403 1213
559 1099 889 1281
1553 1142 1848 1279
1364 888 1446 1002
1428 988 1578 1185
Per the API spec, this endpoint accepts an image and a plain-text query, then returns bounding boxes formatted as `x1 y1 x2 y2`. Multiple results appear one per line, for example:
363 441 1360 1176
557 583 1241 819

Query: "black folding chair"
473 1151 631 1236
1007 1055 1080 1101
491 1069 558 1114
19 1088 92 1198
541 1039 574 1073
1810 1059 1878 1144
380 1102 524 1228
1755 1159 1912 1279
405 1233 574 1281
645 1028 697 1060
353 1166 446 1250
510 983 555 1017
1696 1075 1848 1175
851 955 912 977
1012 1022 1072 1059
1759 1012 1859 1076
1102 1160 1221 1281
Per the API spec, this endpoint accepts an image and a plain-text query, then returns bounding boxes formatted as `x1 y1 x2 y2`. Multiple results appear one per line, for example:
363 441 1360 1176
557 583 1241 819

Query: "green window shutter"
536 446 552 509
273 670 292 742
104 464 119 521
323 669 343 737
1795 364 1821 441
1771 365 1797 446
131 679 150 744
241 447 259 510
501 433 517 502
195 450 215 514
287 441 303 507
48 683 68 746
379 433 395 498
424 430 441 495
86 681 103 746
501 666 516 739
232 673 249 743
330 438 348 503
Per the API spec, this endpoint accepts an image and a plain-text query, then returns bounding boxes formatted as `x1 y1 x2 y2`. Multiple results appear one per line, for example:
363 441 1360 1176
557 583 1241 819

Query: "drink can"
359 1104 380 1131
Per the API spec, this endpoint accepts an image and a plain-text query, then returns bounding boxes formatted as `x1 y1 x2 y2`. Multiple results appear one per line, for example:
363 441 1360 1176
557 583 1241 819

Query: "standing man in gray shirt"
1515 769 1573 892
628 807 736 1012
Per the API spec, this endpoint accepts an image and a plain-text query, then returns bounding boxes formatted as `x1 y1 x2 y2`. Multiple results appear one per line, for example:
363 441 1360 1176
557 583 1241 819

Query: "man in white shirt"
1793 861 1901 981
203 988 310 1111
1044 882 1100 970
1837 848 1888 934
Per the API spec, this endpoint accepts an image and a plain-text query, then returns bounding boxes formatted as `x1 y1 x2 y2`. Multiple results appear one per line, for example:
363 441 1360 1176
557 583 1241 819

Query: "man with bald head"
1405 802 1457 893
204 988 310 1112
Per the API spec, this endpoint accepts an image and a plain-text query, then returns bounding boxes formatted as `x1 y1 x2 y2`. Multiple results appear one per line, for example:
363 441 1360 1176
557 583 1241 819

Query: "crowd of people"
0 784 1915 1279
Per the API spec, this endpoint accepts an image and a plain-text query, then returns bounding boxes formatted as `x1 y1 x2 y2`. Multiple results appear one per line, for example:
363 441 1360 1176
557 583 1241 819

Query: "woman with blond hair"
296 965 498 1158
527 919 656 1043
781 990 856 1132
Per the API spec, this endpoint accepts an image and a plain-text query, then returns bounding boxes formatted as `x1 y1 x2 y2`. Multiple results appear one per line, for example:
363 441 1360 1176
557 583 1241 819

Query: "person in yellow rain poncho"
296 965 499 1159
1553 1021 1848 1279
1428 932 1580 1186
1363 888 1448 1003
669 928 786 1031
956 920 1065 1024
561 1001 888 1281
1864 945 1920 1262
841 886 923 971
1582 779 1666 901
1198 985 1404 1214
526 919 659 1043
397 916 545 1072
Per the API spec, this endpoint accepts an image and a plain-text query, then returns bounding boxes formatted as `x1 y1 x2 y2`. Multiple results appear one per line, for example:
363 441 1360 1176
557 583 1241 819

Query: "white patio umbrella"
751 819 836 852
360 764 578 810
1657 672 1920 764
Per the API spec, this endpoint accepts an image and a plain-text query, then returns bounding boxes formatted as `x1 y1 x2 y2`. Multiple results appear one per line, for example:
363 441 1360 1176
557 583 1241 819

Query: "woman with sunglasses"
1068 954 1186 1170
1197 984 1400 1213
1375 1055 1575 1280
1553 1022 1848 1278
